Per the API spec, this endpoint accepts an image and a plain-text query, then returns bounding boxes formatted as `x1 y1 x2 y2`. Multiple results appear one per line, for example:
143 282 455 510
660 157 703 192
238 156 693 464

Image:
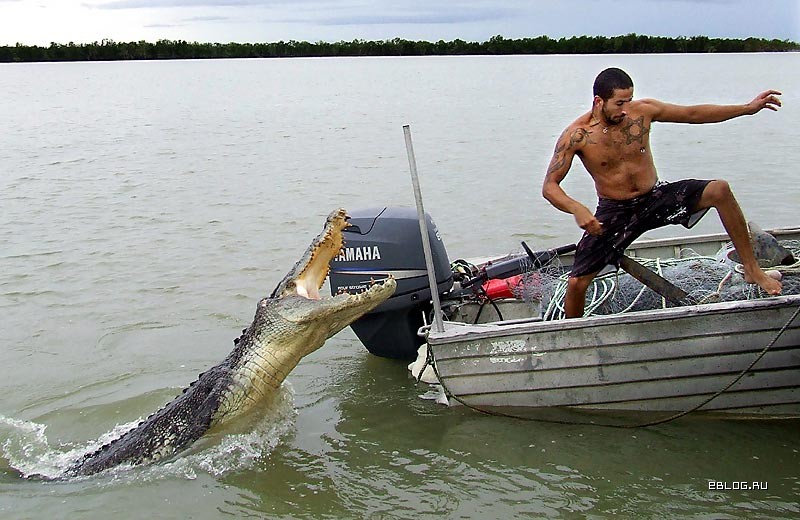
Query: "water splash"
0 415 90 479
150 385 298 481
0 385 297 482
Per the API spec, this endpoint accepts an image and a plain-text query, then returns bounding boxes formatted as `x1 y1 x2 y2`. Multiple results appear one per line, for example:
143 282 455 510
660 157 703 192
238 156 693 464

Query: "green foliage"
1 34 797 63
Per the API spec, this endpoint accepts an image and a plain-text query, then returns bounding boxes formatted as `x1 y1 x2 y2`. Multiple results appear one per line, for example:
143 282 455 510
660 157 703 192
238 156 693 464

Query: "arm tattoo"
548 139 567 174
548 152 566 175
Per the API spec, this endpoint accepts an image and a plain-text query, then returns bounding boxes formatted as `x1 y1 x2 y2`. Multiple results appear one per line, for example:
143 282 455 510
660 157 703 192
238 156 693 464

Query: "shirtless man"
542 67 782 318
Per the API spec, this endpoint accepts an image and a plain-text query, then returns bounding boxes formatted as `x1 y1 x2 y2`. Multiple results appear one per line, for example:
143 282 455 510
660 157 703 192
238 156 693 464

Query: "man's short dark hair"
593 68 633 100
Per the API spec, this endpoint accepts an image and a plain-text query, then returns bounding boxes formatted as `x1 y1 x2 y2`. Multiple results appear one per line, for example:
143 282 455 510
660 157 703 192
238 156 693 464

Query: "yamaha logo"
336 246 382 262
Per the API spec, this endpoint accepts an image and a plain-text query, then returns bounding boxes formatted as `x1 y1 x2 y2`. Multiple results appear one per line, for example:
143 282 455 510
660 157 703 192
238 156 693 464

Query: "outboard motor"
329 207 453 359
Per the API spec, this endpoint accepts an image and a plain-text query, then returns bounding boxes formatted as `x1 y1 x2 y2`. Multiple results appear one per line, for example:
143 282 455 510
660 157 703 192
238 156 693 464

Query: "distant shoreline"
2 34 798 63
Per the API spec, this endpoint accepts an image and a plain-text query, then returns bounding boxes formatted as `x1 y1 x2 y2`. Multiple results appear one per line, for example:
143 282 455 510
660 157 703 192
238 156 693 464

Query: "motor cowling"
329 207 453 359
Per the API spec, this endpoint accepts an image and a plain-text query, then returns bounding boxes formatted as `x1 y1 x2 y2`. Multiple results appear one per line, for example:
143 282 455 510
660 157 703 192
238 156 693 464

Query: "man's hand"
747 90 782 114
574 206 603 236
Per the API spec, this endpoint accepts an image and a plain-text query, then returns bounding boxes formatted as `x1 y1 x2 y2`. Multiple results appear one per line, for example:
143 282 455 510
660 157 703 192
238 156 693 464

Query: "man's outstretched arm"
644 90 782 124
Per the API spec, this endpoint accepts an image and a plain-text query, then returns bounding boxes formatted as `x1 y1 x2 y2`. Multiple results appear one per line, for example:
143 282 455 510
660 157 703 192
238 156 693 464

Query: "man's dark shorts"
570 179 712 278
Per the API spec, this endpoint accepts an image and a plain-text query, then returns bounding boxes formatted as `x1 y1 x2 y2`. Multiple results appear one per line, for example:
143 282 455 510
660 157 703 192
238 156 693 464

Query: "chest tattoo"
621 115 649 146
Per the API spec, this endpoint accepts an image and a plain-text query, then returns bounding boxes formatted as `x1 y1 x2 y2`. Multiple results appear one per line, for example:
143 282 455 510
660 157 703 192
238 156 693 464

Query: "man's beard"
603 107 625 125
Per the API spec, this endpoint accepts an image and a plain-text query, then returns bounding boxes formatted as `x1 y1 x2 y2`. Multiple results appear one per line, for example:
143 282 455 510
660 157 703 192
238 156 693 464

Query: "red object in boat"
482 275 523 300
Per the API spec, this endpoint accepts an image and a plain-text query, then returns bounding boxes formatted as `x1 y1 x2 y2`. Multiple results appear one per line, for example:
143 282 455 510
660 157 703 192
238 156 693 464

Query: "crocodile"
58 208 395 478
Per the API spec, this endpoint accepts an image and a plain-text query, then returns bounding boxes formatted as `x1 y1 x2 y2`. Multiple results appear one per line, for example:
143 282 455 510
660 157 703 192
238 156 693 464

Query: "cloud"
88 0 525 31
143 15 230 26
181 15 231 21
315 7 517 26
89 0 291 7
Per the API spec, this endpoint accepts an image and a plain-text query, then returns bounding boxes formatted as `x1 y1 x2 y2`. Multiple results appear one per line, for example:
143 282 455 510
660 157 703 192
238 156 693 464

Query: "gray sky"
1 0 798 46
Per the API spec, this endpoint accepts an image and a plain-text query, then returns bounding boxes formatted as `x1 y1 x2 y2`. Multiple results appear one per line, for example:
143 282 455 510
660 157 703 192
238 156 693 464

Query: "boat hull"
427 296 800 416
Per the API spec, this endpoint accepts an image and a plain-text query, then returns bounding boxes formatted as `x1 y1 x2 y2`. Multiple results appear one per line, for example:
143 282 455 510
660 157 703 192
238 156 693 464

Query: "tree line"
1 34 797 63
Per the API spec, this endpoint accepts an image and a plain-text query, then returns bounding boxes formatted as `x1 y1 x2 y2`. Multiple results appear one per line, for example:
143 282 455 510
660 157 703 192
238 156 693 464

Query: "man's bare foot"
744 267 783 295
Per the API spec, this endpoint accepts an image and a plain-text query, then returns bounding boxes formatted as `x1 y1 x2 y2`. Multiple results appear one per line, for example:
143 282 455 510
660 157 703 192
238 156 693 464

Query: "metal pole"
403 125 445 333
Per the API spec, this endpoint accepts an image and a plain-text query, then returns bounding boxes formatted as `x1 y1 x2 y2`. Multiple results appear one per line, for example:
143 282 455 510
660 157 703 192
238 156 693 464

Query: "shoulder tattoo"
548 128 593 175
568 128 594 147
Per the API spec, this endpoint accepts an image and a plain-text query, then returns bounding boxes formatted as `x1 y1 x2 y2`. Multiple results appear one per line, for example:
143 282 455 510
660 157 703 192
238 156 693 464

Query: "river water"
1 53 798 518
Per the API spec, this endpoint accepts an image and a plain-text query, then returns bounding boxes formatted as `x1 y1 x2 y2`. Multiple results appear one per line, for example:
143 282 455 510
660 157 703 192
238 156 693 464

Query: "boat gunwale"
426 294 800 345
625 225 800 251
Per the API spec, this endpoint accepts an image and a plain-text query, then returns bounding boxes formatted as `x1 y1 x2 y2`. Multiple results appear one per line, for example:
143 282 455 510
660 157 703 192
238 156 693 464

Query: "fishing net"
513 240 800 321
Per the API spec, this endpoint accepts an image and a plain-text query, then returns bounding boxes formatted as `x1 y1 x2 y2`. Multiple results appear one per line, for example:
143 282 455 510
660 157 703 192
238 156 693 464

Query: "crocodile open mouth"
271 208 351 300
293 209 349 300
